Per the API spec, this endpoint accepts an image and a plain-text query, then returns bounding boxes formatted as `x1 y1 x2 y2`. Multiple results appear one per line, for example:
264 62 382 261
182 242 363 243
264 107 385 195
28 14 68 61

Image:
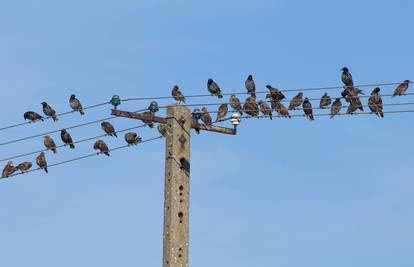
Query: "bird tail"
104 152 110 156
44 167 48 173
69 144 75 149
380 112 384 118
218 94 223 99
53 116 59 122
310 115 314 121
80 109 85 115
52 149 57 154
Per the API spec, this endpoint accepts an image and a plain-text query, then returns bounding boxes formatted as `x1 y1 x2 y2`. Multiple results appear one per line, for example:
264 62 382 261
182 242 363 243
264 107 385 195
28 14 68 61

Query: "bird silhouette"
44 135 57 153
69 94 85 115
61 129 75 149
216 103 228 122
207 79 223 99
302 98 314 121
41 102 58 122
101 121 117 137
245 75 256 98
36 152 48 173
368 87 384 118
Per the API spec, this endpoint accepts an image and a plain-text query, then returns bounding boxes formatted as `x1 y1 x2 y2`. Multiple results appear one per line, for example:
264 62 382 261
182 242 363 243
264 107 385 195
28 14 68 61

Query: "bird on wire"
101 121 117 137
207 79 223 99
245 75 256 98
36 152 48 173
266 85 285 101
288 92 303 110
201 107 212 125
172 85 186 103
271 99 290 118
125 132 142 145
44 135 57 154
69 94 85 115
2 161 16 178
319 93 331 109
61 129 75 149
41 102 58 122
368 87 384 118
302 97 314 121
258 100 272 120
229 94 243 115
15 162 33 173
216 103 228 122
24 111 44 122
330 98 342 119
392 80 411 97
94 140 110 156
243 96 259 117
341 67 353 87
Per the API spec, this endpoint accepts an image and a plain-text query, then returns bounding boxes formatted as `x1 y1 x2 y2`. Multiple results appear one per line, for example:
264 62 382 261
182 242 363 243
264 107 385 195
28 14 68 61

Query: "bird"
341 67 353 87
191 109 202 135
41 102 58 122
36 152 48 173
266 85 285 101
271 100 290 118
44 135 57 154
288 92 303 110
341 86 364 99
94 140 110 156
207 79 223 99
302 98 314 121
392 80 411 97
142 111 154 128
229 94 243 115
319 93 332 108
2 161 16 178
61 129 75 149
216 103 228 122
69 94 85 115
258 100 272 120
15 162 32 173
245 75 256 98
24 111 44 122
201 107 212 125
157 123 167 137
243 96 259 117
172 85 186 103
330 98 342 119
346 94 364 114
124 132 142 145
368 87 384 118
101 121 117 137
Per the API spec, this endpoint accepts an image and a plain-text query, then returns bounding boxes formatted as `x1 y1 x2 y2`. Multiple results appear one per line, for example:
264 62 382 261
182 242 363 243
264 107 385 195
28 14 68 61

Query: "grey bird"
207 79 223 99
216 103 228 122
69 94 85 115
172 85 186 103
124 132 142 145
44 135 57 154
41 102 58 122
24 111 44 122
266 85 285 101
243 96 259 117
271 100 290 118
229 94 243 115
36 152 48 173
94 140 110 156
245 75 256 98
15 162 32 173
302 97 314 121
157 123 167 137
258 100 272 120
368 87 384 118
319 93 332 109
2 161 16 178
330 98 342 119
392 80 411 97
341 67 353 87
288 92 303 110
201 107 212 125
61 129 75 149
101 121 117 137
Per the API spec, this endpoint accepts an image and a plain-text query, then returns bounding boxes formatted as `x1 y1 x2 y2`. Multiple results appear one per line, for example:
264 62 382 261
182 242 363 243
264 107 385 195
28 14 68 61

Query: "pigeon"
94 140 110 156
207 79 223 99
201 107 212 125
266 85 285 101
216 103 228 122
101 121 117 137
44 135 57 154
142 111 155 128
36 152 48 173
258 100 272 120
392 80 411 97
271 100 291 118
341 67 353 87
69 94 85 115
243 96 259 117
2 161 16 178
319 93 332 108
24 111 44 122
288 92 303 110
229 94 243 115
302 98 314 121
330 98 342 119
41 102 58 122
157 123 167 137
61 129 75 149
15 162 32 173
172 85 186 103
245 75 256 98
368 87 384 118
124 132 142 145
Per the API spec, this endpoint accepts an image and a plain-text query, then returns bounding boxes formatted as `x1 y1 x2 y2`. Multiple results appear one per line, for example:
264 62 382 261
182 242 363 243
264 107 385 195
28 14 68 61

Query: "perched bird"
2 161 16 178
24 111 43 122
341 67 353 87
101 121 117 137
201 107 212 125
69 94 84 115
330 98 342 119
36 152 48 173
229 94 243 115
157 123 167 137
215 103 228 122
191 109 202 135
94 140 110 156
258 100 272 120
341 86 364 99
44 135 57 154
142 111 154 128
172 85 186 103
207 79 223 99
288 92 303 110
302 98 314 121
368 87 384 118
243 96 259 117
266 85 285 101
319 93 332 109
41 102 58 122
346 94 364 114
124 132 142 145
15 162 32 173
392 80 411 97
245 75 256 98
61 129 75 149
271 100 290 118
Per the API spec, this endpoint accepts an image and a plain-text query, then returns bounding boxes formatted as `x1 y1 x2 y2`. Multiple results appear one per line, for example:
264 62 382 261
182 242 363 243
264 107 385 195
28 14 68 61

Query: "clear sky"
1 0 413 266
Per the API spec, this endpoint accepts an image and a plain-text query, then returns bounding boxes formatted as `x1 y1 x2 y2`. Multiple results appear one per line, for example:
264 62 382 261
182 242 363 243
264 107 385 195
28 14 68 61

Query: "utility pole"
112 105 237 267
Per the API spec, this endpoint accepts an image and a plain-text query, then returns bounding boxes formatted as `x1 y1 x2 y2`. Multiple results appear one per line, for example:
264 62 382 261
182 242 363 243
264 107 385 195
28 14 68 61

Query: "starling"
341 86 364 99
346 94 364 114
101 121 117 137
271 100 290 118
15 162 32 173
44 135 57 154
142 111 154 128
172 85 186 103
124 132 142 145
201 107 212 125
207 79 223 99
229 94 243 115
157 123 167 137
330 98 342 119
243 96 259 117
266 85 285 101
368 87 384 118
36 152 48 173
341 67 353 87
258 100 272 120
245 75 256 98
288 92 303 110
24 111 44 122
192 117 201 135
302 98 314 121
69 94 85 115
94 140 110 156
41 102 58 122
61 129 75 149
392 80 411 97
216 103 228 122
2 161 16 178
319 93 332 108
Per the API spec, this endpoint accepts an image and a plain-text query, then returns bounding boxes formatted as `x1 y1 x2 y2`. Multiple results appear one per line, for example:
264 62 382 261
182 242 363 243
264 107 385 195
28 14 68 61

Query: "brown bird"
229 94 243 115
44 135 57 154
201 107 212 125
271 100 290 118
94 140 110 156
124 132 142 145
346 94 364 114
69 94 85 115
216 103 228 122
243 96 259 117
142 111 154 128
368 87 384 118
288 92 303 110
258 100 272 120
330 98 342 119
41 102 58 122
36 152 48 173
2 161 16 178
319 93 332 108
101 121 117 137
392 80 411 97
341 86 364 99
245 75 256 97
266 85 285 101
61 129 75 149
15 162 32 173
207 79 223 99
157 123 167 137
24 111 44 122
172 85 186 103
302 98 314 121
341 67 353 87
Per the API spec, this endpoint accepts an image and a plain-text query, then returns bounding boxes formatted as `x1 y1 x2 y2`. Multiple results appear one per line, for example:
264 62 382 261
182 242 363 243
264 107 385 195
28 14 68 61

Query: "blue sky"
1 0 414 266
